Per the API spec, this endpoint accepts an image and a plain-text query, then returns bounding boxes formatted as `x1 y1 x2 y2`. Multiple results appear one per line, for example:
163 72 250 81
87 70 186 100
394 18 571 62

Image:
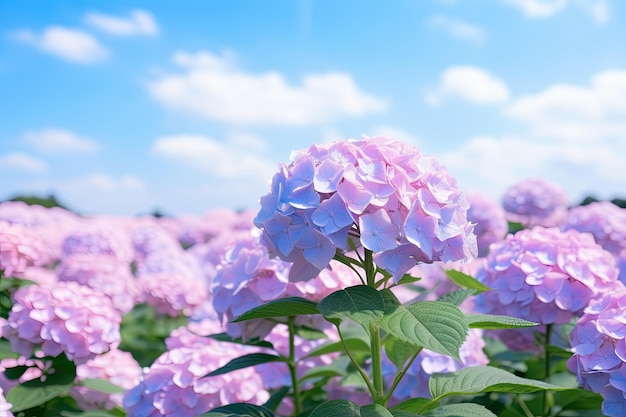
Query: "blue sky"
1 0 625 216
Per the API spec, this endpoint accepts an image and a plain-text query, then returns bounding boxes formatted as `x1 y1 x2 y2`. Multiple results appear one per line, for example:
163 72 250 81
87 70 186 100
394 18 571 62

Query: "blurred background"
1 0 625 216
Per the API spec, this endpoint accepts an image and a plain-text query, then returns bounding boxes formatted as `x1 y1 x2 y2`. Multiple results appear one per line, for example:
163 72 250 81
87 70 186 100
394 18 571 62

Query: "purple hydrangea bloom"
475 227 620 325
123 338 268 417
567 286 626 416
0 387 14 417
383 329 488 404
62 222 134 264
72 349 141 410
466 192 508 257
2 281 121 364
501 178 569 228
57 253 140 314
255 136 477 282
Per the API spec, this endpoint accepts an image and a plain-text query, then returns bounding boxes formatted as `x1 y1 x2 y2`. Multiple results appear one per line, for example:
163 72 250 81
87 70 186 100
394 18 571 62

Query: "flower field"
1 136 625 417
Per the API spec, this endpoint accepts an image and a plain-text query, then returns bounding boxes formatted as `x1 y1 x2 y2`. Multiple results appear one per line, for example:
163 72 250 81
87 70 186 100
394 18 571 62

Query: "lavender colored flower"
466 192 508 257
0 221 42 278
57 253 140 314
0 387 14 417
2 281 121 364
62 222 134 263
72 349 141 410
255 136 477 282
567 286 626 416
136 252 208 317
501 178 569 228
131 222 184 262
384 329 488 404
123 338 268 417
475 227 620 325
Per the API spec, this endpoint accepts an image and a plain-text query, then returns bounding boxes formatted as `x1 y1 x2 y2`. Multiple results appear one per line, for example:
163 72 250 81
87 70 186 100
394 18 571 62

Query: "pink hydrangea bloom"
3 281 121 364
123 338 268 417
466 192 508 257
567 286 626 416
383 329 488 404
57 253 140 314
136 253 208 317
501 178 569 228
62 223 134 264
72 349 141 410
255 136 477 282
0 387 14 417
475 227 620 325
131 222 184 262
0 221 43 278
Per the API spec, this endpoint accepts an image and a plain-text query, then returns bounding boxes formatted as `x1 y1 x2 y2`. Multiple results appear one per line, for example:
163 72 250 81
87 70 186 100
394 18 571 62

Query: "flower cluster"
501 178 569 228
568 286 626 416
475 227 620 325
466 192 508 257
0 387 14 417
255 136 477 281
2 281 121 364
0 221 42 278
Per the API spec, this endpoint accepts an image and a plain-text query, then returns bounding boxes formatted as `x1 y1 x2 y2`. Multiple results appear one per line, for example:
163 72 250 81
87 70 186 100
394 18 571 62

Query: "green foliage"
201 403 276 416
204 353 285 377
232 297 319 322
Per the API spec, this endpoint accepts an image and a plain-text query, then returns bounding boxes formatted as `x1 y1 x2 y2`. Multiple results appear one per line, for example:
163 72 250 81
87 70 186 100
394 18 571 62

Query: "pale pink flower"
502 178 569 228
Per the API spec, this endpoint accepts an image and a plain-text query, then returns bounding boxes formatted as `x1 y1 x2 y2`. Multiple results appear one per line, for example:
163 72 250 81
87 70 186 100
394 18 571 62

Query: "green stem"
336 324 376 396
382 348 423 406
363 249 384 404
364 248 376 287
288 317 302 415
543 324 553 417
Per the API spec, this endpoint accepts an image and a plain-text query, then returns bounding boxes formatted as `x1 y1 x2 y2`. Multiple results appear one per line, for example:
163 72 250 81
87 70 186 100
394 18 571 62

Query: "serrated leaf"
444 270 490 294
437 289 475 306
78 378 126 394
204 353 285 377
422 403 497 417
429 366 569 402
318 286 385 329
465 313 538 330
201 403 276 416
232 297 319 322
380 301 468 360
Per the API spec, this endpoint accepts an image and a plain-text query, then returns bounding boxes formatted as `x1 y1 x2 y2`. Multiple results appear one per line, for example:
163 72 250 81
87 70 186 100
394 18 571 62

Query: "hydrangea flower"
62 223 134 264
2 281 121 364
123 338 268 417
474 227 620 325
383 329 488 404
466 192 508 257
0 387 14 417
0 221 43 278
255 136 477 282
567 286 626 416
501 178 569 228
57 253 140 314
72 349 141 410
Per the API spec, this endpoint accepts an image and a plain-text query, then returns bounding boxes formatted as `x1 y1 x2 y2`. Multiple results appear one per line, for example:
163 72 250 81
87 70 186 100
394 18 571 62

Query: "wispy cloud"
501 0 610 23
23 128 100 154
84 9 159 37
147 50 388 125
11 26 108 63
428 65 510 105
428 14 486 43
0 152 47 173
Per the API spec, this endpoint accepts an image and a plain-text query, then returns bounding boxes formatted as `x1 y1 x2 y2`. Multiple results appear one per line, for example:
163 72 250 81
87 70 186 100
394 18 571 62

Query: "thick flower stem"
363 249 385 404
288 317 303 416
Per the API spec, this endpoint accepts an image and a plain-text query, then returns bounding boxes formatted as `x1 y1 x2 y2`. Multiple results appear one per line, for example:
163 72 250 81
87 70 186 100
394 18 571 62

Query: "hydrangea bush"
0 135 624 417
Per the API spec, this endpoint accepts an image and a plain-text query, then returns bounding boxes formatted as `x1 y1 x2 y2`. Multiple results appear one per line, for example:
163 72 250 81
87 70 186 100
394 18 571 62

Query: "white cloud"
0 153 47 173
501 0 610 23
505 70 626 140
12 26 108 63
23 128 99 153
84 9 159 36
147 50 388 125
151 134 277 179
431 66 510 104
428 14 486 43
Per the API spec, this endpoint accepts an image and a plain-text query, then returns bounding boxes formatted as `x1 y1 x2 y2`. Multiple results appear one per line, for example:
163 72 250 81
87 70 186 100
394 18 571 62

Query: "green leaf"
263 386 290 412
395 275 422 286
232 297 319 322
429 366 570 402
390 411 423 417
299 364 344 382
390 398 435 414
208 332 274 349
6 378 73 412
0 277 36 291
437 289 475 307
422 403 497 417
304 337 370 359
201 403 276 416
78 378 126 394
508 222 524 234
295 325 328 340
204 353 285 377
0 339 20 360
310 401 399 417
465 314 538 330
3 365 29 380
61 411 122 417
318 285 385 328
384 337 420 370
444 270 491 294
380 301 468 360
554 388 604 411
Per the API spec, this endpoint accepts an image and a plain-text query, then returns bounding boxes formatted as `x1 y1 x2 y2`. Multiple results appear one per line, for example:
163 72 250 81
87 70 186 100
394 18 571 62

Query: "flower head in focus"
255 136 477 282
